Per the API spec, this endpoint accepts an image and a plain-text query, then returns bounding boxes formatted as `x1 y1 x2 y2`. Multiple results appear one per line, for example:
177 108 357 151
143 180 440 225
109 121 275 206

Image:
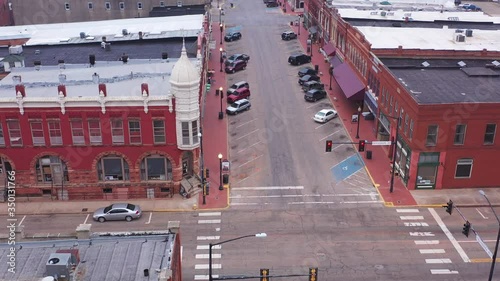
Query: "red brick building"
304 0 500 190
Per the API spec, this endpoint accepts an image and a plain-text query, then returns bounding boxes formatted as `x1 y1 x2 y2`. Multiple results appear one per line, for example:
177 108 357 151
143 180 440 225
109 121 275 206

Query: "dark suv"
281 31 297 40
227 87 250 103
225 60 247 73
288 53 311 65
302 81 324 92
298 74 320 85
298 67 317 77
304 89 327 102
225 54 250 65
224 31 242 42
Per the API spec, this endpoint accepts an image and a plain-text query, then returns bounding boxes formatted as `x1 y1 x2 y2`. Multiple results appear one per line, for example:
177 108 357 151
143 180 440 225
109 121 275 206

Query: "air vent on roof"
370 11 378 15
457 61 466 67
465 29 473 37
122 29 128 35
455 34 465 42
8 45 23 55
387 12 394 16
89 54 96 66
421 61 430 67
381 11 387 16
162 52 169 59
80 32 86 39
492 61 500 66
46 253 72 280
455 29 464 33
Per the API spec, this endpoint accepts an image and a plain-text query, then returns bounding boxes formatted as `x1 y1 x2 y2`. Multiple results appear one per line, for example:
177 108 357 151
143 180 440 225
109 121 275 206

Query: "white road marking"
18 215 26 227
420 249 446 254
236 154 263 168
145 212 152 224
198 219 222 224
215 228 221 232
230 193 378 199
319 129 342 141
195 264 221 269
425 258 452 264
195 275 219 280
429 208 471 263
410 232 435 236
315 123 328 130
236 119 256 128
232 186 304 190
400 216 424 220
404 222 429 227
196 254 221 259
307 103 317 109
430 269 459 275
237 141 261 153
396 209 420 213
289 201 381 205
235 129 259 141
199 212 222 217
231 202 260 205
197 245 222 250
414 240 440 245
83 214 89 225
476 208 488 219
197 236 221 240
332 144 345 151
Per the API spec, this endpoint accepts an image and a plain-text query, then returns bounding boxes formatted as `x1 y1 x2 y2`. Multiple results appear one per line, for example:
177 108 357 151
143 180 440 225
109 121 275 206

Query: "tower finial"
181 32 187 55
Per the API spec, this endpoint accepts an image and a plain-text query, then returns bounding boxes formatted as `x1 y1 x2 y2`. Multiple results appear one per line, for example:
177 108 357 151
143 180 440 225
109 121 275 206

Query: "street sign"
206 84 211 91
371 141 392 146
476 233 493 258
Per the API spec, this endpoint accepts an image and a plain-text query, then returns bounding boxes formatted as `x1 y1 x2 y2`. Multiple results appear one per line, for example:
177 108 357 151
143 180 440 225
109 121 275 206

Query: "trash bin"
314 65 319 72
223 174 229 184
290 21 294 26
366 150 372 160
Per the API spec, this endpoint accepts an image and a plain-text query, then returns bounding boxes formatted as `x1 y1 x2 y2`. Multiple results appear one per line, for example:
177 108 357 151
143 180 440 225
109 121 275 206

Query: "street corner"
331 153 365 181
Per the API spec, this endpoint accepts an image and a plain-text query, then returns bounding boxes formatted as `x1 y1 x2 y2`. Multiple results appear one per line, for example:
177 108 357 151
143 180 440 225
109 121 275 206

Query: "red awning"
333 63 365 101
322 43 336 57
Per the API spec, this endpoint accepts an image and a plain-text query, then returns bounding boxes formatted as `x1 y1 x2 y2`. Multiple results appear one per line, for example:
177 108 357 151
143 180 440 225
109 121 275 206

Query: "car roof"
111 203 130 208
235 99 249 104
234 87 249 92
319 109 334 113
233 81 248 86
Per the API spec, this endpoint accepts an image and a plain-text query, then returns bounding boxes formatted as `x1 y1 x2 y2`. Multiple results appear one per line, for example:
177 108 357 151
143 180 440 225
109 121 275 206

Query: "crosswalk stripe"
195 264 222 269
414 240 439 245
430 269 458 275
195 275 219 280
198 219 221 224
420 249 446 254
396 209 419 213
197 236 220 240
196 254 221 259
404 222 429 226
199 212 222 217
426 258 452 264
400 216 424 220
409 232 435 236
197 245 222 250
232 186 304 190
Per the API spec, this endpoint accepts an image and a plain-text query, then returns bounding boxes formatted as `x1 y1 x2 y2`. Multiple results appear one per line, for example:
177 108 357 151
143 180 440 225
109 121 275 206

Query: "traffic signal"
325 140 333 152
260 268 269 281
358 140 366 152
309 267 318 281
205 168 210 178
462 221 471 237
444 200 453 215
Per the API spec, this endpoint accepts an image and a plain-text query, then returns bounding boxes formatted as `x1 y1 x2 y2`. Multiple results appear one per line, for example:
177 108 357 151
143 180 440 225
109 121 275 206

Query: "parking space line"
237 141 261 153
235 129 259 141
476 208 488 219
83 214 90 224
236 119 257 128
306 103 317 109
315 123 328 130
332 144 345 151
319 129 341 141
236 154 263 168
18 215 26 227
145 212 152 224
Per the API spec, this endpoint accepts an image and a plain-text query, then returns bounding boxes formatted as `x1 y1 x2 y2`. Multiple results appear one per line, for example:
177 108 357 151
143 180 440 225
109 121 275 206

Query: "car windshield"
230 84 238 89
228 55 237 60
127 204 136 210
230 102 239 108
317 112 326 116
301 75 310 80
103 205 113 213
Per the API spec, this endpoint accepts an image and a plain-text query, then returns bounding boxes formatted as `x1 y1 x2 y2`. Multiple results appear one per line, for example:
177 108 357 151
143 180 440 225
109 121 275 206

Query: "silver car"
92 203 142 222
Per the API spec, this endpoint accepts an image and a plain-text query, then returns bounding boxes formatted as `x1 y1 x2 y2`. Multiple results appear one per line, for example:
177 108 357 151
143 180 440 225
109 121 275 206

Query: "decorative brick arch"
0 154 16 171
29 151 72 171
135 150 177 170
91 151 133 172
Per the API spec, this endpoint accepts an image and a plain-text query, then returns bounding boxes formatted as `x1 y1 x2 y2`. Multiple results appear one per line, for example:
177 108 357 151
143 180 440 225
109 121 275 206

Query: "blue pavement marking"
331 154 365 181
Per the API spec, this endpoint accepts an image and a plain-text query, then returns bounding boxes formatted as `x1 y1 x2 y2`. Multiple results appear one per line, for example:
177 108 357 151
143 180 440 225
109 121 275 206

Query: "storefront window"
416 152 440 189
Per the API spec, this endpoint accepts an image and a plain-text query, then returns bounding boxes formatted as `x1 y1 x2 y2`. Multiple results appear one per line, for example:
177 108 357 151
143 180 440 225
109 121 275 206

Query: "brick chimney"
141 83 149 97
58 85 67 97
15 85 25 97
99 83 107 97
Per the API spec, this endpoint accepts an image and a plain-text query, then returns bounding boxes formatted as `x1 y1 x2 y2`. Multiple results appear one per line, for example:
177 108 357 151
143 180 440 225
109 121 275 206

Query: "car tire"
125 216 133 222
98 217 105 223
232 69 236 73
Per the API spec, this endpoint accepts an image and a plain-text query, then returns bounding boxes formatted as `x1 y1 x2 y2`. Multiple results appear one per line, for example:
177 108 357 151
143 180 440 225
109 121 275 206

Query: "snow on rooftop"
356 26 500 51
0 15 204 46
338 8 500 23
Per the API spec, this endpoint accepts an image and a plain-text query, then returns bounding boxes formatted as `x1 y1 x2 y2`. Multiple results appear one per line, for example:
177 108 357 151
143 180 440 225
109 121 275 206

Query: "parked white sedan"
313 109 338 123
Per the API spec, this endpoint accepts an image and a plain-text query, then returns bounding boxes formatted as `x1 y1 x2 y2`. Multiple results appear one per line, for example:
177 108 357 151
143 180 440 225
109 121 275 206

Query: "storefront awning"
330 55 343 68
322 43 336 57
308 26 318 34
333 63 365 101
364 91 378 115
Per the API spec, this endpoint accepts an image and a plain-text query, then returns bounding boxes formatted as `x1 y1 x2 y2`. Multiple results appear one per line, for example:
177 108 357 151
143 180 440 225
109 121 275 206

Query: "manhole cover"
82 208 88 212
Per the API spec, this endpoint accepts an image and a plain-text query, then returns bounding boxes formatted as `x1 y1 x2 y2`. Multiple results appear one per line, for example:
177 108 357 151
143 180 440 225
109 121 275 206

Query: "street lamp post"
479 190 500 281
329 67 333 90
297 16 301 36
209 233 267 281
217 0 219 8
219 47 223 72
218 153 223 190
219 7 222 23
356 106 361 139
219 87 224 120
219 23 223 44
389 116 401 193
198 132 205 205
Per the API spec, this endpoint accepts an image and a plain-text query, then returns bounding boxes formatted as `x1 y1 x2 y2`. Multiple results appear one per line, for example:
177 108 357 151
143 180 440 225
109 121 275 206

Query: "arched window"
0 157 12 187
97 155 129 181
35 156 69 183
140 155 172 181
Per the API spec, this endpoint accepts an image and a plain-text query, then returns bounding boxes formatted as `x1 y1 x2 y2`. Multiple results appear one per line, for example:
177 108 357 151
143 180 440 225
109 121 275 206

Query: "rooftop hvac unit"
381 11 387 16
8 45 23 55
122 29 128 35
79 32 86 39
45 253 72 280
455 29 464 33
455 34 465 42
465 29 473 37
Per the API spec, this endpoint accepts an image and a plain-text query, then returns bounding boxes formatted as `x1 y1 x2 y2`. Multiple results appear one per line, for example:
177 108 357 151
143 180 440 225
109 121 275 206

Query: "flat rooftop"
356 26 500 51
0 235 175 281
0 15 204 46
382 58 500 104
